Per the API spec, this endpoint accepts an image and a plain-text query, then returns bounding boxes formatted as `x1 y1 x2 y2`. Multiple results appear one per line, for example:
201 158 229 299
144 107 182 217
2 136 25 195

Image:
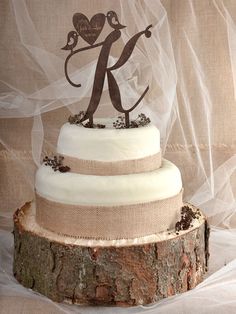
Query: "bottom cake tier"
13 202 210 307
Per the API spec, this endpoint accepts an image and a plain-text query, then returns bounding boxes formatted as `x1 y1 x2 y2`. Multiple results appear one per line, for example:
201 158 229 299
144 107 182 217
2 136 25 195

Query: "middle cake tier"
35 159 182 206
35 159 183 240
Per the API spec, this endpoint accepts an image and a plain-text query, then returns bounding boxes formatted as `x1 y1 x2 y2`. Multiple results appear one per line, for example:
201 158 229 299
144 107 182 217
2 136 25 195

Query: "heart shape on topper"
73 13 106 45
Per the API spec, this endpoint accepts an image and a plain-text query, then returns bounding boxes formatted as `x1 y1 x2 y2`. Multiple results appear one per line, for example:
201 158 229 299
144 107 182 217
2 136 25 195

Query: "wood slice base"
13 202 210 307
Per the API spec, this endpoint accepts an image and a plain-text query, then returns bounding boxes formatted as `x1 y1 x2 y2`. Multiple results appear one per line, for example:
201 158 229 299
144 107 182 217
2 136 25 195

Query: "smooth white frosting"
35 159 182 206
57 120 160 161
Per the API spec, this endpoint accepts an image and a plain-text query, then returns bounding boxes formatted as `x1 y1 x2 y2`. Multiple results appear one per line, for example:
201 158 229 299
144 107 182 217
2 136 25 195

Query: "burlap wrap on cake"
62 151 162 175
35 189 183 240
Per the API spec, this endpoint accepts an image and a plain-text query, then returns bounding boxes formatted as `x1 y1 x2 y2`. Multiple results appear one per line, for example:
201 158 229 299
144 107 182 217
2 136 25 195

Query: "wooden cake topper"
62 11 152 128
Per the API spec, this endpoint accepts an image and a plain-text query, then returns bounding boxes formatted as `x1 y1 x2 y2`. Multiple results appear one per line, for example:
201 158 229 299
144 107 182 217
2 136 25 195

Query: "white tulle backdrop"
1 0 236 313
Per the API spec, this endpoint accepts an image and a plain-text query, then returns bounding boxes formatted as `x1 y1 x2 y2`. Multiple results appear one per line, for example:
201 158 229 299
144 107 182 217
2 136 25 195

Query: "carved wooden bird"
61 31 79 53
106 11 126 29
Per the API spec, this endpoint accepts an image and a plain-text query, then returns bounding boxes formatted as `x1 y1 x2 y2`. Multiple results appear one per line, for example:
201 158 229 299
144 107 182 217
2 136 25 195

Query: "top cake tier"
57 120 161 162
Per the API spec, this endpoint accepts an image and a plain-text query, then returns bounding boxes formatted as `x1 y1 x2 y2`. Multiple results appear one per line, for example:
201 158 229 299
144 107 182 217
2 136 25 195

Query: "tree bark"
13 202 210 306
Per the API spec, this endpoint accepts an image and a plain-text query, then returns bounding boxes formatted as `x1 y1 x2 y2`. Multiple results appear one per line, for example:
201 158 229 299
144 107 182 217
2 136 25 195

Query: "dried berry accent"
130 113 151 128
68 111 85 125
113 113 151 129
130 120 139 128
113 116 126 129
68 111 106 128
96 124 106 128
43 155 70 173
175 206 201 233
84 122 106 129
68 112 150 128
58 166 71 172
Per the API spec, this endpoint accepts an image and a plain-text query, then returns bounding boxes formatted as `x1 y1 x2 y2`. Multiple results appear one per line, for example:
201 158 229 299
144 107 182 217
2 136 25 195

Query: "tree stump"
13 202 210 306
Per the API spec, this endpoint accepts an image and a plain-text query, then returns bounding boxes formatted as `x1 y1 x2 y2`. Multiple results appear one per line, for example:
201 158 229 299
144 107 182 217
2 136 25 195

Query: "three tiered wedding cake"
13 116 209 306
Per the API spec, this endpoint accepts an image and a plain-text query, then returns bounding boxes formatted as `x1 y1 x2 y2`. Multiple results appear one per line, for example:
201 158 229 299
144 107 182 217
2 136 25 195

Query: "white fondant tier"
57 120 160 162
35 159 182 206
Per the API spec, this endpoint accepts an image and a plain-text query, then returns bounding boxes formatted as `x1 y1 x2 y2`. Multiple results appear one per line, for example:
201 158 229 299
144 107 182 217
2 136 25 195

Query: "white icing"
35 159 182 206
57 120 160 161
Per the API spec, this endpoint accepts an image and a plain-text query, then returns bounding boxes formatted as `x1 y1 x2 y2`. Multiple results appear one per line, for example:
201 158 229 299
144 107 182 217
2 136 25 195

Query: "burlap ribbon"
35 189 183 240
62 151 161 175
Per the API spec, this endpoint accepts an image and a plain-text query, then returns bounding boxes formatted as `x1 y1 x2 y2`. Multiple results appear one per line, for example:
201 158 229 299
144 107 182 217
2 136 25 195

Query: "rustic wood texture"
13 203 210 306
